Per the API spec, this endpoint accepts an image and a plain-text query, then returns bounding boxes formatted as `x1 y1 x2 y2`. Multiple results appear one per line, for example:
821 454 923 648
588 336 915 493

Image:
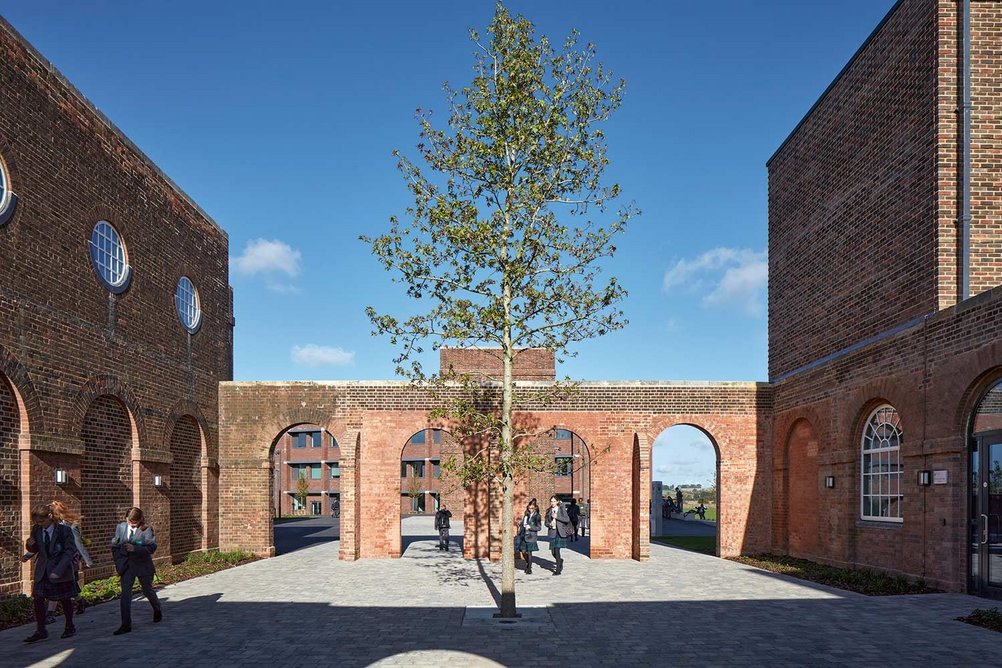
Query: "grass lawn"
651 535 717 555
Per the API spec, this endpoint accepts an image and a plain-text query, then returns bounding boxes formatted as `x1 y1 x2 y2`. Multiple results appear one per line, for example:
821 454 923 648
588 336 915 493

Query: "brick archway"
219 378 770 562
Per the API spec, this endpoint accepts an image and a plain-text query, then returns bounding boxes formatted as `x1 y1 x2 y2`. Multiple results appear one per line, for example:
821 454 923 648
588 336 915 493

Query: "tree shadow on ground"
2 590 995 667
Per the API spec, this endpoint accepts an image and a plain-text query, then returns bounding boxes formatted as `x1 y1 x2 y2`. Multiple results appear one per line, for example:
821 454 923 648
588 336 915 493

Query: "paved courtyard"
3 516 999 667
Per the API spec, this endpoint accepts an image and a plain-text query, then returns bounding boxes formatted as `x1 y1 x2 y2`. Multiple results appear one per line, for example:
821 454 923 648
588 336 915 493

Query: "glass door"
972 432 1002 598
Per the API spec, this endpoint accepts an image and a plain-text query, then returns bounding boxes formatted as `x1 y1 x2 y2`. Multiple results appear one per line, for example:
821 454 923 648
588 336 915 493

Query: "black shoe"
75 599 87 615
45 613 57 625
23 631 48 643
153 608 162 623
113 625 132 635
525 565 532 574
61 627 76 639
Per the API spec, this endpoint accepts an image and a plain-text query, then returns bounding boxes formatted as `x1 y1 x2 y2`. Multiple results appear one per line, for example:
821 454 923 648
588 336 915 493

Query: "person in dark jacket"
566 498 580 542
21 504 80 643
110 506 162 635
514 498 542 574
434 503 453 551
545 496 573 575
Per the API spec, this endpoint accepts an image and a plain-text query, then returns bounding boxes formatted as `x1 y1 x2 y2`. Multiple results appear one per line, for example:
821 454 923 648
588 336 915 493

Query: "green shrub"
2 549 259 630
0 594 32 625
957 607 1002 633
730 554 937 596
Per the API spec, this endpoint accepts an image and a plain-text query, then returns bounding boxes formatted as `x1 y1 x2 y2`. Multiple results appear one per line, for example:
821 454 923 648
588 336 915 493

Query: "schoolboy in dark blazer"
110 506 162 635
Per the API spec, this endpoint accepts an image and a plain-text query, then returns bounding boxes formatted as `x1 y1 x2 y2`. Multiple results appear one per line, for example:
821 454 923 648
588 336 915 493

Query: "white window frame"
0 153 16 225
175 276 202 334
89 220 132 293
860 404 904 523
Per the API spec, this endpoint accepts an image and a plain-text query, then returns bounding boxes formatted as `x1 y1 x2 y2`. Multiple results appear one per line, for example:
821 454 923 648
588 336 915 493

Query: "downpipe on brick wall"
959 0 971 301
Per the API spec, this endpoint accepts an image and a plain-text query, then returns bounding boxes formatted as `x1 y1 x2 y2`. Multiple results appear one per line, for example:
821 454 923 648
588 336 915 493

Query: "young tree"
364 2 634 617
296 473 310 515
406 467 424 513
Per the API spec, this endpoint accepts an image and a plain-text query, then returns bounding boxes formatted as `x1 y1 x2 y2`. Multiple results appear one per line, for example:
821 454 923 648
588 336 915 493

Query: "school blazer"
110 522 158 577
27 524 78 584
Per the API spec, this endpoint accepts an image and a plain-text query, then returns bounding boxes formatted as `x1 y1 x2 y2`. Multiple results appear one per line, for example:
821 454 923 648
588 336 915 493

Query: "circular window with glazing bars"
175 276 202 334
88 220 131 293
0 153 17 226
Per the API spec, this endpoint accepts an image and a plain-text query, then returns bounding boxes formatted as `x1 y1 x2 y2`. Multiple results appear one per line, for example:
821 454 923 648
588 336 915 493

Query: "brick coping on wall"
222 380 769 388
0 16 226 240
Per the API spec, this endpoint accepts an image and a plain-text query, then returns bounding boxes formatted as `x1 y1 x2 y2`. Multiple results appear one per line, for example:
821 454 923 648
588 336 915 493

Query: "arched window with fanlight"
860 404 904 522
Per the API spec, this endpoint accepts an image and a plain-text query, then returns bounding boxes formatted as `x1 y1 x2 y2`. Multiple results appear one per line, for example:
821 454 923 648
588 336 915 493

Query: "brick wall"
217 379 770 562
937 0 1002 305
0 376 20 593
0 17 231 591
80 396 135 580
768 0 939 379
169 415 202 562
772 286 1002 591
440 347 556 381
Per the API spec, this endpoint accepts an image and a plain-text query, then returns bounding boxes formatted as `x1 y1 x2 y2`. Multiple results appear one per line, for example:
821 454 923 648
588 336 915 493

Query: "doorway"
971 431 1002 598
970 378 1002 598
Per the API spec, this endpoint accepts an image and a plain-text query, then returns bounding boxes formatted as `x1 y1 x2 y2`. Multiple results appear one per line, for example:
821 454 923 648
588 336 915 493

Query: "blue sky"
4 1 896 481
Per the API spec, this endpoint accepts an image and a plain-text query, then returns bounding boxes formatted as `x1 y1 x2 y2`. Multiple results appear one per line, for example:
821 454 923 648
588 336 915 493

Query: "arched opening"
650 424 719 556
0 372 24 593
969 377 1002 598
169 415 204 563
270 424 340 556
522 428 592 559
399 428 463 556
81 395 136 579
785 418 820 559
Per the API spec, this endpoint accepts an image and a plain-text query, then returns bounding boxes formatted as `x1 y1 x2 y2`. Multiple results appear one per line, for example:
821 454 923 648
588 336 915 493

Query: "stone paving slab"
3 532 1000 667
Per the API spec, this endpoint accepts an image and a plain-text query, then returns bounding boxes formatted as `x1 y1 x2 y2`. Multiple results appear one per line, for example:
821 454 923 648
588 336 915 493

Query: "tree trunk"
497 282 517 618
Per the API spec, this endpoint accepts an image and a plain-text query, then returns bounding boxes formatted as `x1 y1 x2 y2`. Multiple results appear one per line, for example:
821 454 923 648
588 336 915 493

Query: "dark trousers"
34 595 73 633
120 571 160 625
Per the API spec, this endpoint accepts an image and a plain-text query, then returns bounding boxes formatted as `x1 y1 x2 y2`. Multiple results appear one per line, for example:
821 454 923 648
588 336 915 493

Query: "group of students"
20 503 163 643
514 496 580 575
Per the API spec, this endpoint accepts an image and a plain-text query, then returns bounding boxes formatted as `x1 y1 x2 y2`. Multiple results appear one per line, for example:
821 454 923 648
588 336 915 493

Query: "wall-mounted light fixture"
54 469 68 485
153 474 163 488
918 470 931 486
824 475 835 489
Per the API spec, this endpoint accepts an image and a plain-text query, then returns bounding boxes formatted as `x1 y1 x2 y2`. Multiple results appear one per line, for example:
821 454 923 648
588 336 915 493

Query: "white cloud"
265 281 301 294
233 239 302 277
663 247 767 316
291 345 355 367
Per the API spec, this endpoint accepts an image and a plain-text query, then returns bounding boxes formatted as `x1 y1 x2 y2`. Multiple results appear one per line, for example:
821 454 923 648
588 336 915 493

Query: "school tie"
128 527 135 541
43 529 50 552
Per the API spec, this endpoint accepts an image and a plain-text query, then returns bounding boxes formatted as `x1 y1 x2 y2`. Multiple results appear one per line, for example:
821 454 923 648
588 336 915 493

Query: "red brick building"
0 17 231 594
271 426 340 517
768 0 1002 596
4 0 1002 603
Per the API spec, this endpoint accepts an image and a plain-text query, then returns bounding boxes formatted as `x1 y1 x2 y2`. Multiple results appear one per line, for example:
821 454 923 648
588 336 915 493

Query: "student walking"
111 507 163 635
514 499 541 574
434 503 452 551
545 496 572 575
21 504 80 643
566 498 580 542
47 500 93 619
578 498 589 537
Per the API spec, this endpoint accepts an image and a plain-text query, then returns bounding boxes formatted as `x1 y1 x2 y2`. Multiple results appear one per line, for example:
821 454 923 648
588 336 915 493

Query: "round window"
175 276 202 333
88 221 131 292
0 154 17 226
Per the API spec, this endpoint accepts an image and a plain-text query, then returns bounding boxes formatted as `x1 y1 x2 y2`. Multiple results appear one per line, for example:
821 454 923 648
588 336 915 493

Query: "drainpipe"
960 0 972 301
